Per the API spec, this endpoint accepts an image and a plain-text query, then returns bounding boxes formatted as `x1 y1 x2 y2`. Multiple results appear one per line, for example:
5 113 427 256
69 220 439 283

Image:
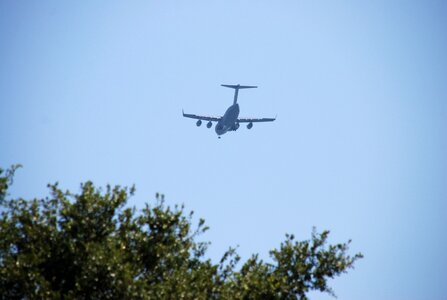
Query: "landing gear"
218 136 221 139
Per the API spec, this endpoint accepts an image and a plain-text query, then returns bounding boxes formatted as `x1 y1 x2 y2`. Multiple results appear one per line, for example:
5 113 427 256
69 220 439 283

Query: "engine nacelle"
234 122 240 130
207 121 212 128
196 120 202 127
247 122 253 129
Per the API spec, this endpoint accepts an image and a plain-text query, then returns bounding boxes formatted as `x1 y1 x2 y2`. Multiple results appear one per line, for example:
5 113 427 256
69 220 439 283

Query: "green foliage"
0 166 362 299
0 164 21 203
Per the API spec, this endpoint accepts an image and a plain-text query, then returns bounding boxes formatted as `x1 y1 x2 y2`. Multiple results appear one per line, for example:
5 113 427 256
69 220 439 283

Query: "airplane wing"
237 117 276 123
182 110 221 121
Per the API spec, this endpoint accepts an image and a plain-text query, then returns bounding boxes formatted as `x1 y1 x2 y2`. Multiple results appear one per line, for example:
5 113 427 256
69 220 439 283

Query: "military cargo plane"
183 84 276 138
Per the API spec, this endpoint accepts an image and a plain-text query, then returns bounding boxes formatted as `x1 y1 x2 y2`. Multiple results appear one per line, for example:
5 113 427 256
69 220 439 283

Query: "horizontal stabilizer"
221 84 257 89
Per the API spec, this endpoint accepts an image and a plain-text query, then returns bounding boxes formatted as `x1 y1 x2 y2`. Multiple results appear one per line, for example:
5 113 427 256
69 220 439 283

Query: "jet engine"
207 121 212 128
247 122 253 129
234 122 240 130
196 120 202 127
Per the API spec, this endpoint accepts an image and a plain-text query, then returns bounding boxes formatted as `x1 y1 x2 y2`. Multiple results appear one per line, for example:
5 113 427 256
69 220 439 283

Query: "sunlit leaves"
0 166 362 299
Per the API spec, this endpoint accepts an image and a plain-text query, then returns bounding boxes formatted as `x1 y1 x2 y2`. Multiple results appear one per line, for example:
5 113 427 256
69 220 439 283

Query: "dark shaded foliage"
0 166 362 299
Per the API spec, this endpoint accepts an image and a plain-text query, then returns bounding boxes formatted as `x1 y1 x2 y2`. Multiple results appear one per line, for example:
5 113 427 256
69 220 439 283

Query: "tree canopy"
0 166 362 299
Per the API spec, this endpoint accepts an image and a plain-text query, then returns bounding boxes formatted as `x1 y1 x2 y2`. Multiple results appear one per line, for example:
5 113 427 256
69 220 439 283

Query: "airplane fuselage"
215 103 240 136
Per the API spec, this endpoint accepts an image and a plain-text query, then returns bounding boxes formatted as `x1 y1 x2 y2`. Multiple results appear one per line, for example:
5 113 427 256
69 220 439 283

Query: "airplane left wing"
237 116 276 123
182 110 221 121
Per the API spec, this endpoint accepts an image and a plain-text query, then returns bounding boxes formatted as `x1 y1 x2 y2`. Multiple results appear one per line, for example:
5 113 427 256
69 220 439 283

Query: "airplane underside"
182 84 275 137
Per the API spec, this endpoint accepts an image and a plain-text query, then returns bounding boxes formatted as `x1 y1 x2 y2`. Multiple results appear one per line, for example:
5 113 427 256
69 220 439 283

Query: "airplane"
182 84 276 138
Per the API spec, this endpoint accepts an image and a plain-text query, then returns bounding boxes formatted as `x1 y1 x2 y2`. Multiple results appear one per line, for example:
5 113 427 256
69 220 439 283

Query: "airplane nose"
215 124 224 135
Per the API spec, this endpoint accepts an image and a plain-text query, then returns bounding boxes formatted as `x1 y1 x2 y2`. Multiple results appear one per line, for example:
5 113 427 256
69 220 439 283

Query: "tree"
0 166 362 299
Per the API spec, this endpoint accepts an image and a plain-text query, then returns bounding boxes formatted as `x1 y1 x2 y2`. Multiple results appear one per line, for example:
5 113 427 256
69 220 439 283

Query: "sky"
1 1 446 299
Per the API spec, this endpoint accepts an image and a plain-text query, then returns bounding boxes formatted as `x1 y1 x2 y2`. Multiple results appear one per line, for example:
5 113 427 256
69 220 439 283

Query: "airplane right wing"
182 110 221 122
237 117 276 123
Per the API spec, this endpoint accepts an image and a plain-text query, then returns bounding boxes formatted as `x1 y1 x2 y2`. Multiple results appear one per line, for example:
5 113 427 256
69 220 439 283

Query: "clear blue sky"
1 1 446 299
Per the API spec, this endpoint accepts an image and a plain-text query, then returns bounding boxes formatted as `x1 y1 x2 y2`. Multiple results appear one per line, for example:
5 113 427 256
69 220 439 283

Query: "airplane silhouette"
183 84 276 138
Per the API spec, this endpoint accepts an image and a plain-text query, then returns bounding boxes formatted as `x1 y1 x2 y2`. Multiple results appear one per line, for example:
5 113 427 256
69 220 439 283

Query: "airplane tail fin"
221 84 257 104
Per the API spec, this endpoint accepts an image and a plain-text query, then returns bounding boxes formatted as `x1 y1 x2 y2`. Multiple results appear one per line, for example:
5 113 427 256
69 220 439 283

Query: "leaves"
0 166 362 299
0 164 21 203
